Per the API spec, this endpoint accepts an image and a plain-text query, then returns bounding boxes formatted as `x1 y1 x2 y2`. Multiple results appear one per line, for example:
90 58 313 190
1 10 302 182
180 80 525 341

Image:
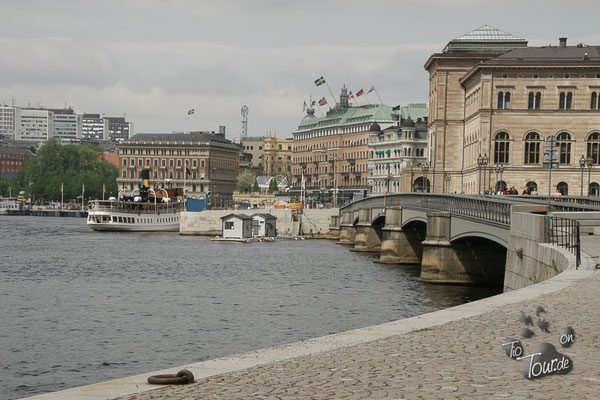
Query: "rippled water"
0 216 500 399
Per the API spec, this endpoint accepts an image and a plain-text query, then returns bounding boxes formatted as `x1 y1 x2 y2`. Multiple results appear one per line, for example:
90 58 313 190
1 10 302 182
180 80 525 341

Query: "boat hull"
87 205 182 232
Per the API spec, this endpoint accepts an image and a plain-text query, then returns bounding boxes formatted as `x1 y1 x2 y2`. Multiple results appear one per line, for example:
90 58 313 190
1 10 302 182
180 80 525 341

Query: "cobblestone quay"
105 238 600 400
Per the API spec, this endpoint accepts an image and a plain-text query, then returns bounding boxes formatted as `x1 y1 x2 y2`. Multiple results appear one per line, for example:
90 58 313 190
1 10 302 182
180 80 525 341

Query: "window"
497 91 510 109
528 92 542 110
591 92 599 110
556 132 572 164
557 182 569 196
524 132 541 164
169 159 174 167
494 132 510 164
590 182 600 196
587 132 600 164
559 92 573 110
123 158 127 166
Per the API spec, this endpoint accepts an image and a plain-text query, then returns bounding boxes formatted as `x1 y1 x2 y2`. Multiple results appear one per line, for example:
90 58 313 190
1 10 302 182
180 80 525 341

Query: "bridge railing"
340 194 514 226
545 216 581 269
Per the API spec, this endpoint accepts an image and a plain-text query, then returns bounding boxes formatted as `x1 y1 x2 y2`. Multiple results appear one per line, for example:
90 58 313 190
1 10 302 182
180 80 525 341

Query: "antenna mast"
241 105 249 138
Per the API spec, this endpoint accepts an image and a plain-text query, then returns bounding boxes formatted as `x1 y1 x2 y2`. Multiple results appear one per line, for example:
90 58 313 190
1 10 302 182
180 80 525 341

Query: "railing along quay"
545 216 581 269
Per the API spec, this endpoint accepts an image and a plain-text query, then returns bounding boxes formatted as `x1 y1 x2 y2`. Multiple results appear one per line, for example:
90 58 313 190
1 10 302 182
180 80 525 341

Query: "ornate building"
426 26 600 196
292 87 394 205
116 131 240 203
368 112 429 195
263 132 293 178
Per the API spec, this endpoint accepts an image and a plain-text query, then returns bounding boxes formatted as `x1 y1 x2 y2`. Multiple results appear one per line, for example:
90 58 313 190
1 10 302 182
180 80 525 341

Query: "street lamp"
587 156 594 196
421 162 429 193
580 155 586 197
444 173 451 194
495 165 504 193
477 154 483 195
482 154 489 194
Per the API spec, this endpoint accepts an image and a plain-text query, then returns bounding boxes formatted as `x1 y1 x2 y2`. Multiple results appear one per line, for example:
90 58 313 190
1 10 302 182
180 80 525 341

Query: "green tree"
237 172 255 192
12 138 119 201
252 179 259 192
268 177 278 193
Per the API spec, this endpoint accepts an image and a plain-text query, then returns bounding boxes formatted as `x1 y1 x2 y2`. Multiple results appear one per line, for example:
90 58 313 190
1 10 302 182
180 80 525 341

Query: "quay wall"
179 208 338 237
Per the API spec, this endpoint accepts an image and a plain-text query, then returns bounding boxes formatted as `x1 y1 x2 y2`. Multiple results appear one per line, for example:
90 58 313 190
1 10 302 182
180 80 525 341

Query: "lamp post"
444 173 451 193
477 154 483 195
587 156 594 196
482 154 489 194
580 155 586 197
421 162 429 193
495 165 504 193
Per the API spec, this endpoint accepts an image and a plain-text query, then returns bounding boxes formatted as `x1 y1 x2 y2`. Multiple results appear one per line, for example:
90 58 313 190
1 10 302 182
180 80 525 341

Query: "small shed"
221 213 253 239
252 213 277 237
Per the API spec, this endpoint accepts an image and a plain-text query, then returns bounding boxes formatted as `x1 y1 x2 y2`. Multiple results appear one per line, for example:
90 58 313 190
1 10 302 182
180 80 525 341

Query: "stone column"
328 214 340 240
337 211 356 245
377 207 422 264
352 208 381 252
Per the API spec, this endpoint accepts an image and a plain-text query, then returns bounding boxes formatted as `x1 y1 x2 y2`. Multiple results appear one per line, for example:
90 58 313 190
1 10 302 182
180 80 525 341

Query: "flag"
392 105 401 111
314 76 325 86
186 162 191 177
61 182 63 193
346 91 354 100
82 183 85 193
356 89 365 97
103 183 106 193
188 109 195 115
303 101 307 112
318 97 327 106
368 86 375 94
311 100 316 107
301 174 306 189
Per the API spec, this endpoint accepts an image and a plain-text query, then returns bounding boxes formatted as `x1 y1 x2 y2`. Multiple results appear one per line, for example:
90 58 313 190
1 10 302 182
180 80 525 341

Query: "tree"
268 177 279 193
252 179 259 192
237 172 255 192
12 138 119 201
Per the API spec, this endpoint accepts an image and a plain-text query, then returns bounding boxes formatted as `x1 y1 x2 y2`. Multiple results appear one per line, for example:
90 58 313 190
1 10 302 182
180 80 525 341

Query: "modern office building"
82 113 106 140
106 117 133 142
49 108 82 142
0 106 20 140
19 109 53 143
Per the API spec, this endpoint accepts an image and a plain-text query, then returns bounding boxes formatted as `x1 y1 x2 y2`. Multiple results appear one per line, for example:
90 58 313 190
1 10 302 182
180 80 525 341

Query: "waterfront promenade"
29 237 600 399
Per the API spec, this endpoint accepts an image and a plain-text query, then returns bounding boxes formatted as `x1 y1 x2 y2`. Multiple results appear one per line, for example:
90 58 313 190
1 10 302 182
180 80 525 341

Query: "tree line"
0 138 119 202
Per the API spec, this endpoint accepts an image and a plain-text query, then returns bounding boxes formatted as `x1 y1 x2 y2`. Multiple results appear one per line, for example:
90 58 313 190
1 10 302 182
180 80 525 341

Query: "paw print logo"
501 306 575 380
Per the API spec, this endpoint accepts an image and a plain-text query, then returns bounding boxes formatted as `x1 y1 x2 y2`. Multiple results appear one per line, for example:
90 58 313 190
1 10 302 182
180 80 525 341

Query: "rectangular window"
225 221 234 229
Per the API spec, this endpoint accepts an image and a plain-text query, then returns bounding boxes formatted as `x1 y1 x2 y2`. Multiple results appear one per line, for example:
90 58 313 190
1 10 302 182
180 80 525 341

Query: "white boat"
87 171 185 232
0 197 20 215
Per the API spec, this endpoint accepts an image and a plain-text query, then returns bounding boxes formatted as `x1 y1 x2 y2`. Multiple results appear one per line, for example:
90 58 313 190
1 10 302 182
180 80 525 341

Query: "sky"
1 0 600 139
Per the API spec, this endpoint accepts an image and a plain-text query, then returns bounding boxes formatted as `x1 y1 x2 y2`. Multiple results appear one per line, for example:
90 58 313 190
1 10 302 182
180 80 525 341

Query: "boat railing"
90 200 184 214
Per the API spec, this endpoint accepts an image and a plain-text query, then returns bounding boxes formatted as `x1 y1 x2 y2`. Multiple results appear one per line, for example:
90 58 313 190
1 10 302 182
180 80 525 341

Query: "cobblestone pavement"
117 241 600 400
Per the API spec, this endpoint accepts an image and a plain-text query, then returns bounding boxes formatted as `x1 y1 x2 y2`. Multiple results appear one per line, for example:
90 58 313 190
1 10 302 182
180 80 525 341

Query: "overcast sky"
1 0 599 138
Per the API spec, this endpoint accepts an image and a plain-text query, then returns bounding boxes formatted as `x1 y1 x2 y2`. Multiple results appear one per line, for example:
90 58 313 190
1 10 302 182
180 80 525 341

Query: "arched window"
524 132 541 164
557 182 569 196
559 92 573 110
567 92 573 109
559 92 566 109
498 92 504 109
495 180 507 192
505 92 511 109
494 131 510 164
556 132 572 164
590 182 600 196
528 92 534 109
591 92 598 110
526 181 538 194
535 92 541 109
587 132 600 164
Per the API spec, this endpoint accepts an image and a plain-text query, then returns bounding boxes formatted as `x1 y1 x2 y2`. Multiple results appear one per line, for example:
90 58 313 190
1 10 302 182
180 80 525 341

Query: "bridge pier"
377 207 423 264
352 208 382 252
328 215 340 240
420 212 505 285
338 211 356 245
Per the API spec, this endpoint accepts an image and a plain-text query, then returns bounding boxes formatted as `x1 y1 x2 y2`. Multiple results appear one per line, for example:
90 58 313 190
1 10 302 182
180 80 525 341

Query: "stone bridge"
333 194 600 287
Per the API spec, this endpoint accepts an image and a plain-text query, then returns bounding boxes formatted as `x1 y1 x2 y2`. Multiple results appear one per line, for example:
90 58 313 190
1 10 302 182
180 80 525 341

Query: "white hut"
221 214 253 239
252 213 277 237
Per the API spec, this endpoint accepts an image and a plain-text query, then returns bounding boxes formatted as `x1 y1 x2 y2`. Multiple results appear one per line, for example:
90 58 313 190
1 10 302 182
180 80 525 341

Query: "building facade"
106 117 133 142
292 87 394 205
19 109 53 142
82 113 106 140
368 111 429 195
0 106 20 140
0 146 33 179
263 133 293 178
116 132 240 203
426 26 600 196
241 136 265 169
49 108 82 142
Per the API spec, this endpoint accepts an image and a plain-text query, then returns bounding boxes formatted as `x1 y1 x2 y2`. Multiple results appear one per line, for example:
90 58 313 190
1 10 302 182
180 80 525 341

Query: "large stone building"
263 132 293 178
116 131 240 203
240 136 265 169
426 25 600 196
368 105 429 195
292 87 394 205
0 146 33 179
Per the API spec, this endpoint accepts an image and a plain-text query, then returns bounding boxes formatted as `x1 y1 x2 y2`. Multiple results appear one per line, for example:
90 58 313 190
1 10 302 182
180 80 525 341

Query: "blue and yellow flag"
314 76 325 87
188 109 195 115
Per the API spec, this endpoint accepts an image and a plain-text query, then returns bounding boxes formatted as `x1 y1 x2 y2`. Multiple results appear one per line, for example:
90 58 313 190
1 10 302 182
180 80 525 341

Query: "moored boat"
0 197 20 215
87 170 185 232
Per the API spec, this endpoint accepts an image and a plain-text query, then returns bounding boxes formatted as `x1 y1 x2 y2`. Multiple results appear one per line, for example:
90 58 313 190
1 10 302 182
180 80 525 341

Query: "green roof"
296 104 394 132
444 25 527 54
400 103 428 120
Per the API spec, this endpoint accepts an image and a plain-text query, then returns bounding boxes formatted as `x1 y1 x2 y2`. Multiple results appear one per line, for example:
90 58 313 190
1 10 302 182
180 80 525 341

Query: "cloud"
0 37 119 88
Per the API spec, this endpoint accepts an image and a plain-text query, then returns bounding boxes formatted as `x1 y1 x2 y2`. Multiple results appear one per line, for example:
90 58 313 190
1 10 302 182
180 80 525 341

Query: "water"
0 216 500 399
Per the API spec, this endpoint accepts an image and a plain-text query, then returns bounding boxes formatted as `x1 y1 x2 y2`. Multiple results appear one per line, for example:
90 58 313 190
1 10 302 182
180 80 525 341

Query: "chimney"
559 37 567 48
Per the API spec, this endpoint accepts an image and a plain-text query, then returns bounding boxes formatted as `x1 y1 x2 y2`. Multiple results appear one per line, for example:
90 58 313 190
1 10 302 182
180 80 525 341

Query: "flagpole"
61 182 63 211
324 81 338 106
373 88 384 104
103 183 105 200
81 183 85 210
